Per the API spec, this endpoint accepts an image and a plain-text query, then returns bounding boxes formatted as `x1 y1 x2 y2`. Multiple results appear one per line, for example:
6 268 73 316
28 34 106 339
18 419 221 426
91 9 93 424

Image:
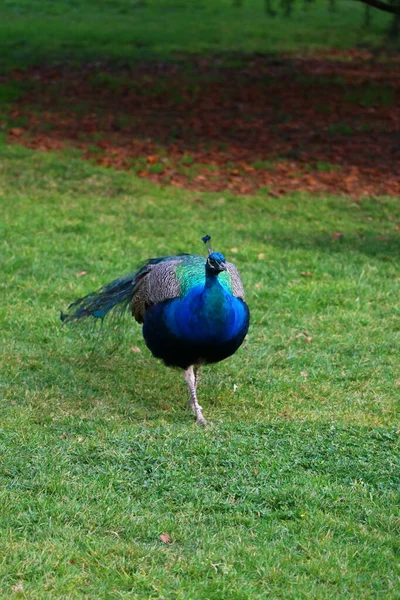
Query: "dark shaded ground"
5 51 400 197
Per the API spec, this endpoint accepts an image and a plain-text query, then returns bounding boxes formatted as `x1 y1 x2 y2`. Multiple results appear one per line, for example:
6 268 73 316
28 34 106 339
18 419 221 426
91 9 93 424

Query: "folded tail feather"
60 254 191 325
60 273 137 323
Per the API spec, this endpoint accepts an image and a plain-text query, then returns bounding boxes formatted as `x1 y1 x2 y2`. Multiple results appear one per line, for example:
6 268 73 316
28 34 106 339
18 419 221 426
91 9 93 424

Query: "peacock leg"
187 366 201 412
189 366 201 411
184 365 207 426
193 365 200 386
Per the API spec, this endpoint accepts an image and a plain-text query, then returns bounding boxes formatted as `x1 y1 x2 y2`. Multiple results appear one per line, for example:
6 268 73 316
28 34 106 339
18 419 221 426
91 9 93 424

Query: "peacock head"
206 252 227 274
202 235 227 275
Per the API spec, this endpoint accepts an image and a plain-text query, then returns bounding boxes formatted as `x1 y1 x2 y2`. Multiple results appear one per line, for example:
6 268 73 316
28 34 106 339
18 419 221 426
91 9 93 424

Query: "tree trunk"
364 3 371 26
280 0 294 16
265 0 277 15
387 0 400 36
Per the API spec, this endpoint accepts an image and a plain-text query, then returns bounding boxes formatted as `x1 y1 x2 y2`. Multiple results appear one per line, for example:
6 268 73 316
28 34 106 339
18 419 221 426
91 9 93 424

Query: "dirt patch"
5 51 400 197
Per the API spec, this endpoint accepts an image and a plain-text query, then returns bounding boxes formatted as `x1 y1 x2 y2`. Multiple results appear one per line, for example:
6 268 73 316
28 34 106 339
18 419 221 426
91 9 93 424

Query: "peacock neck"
164 266 243 344
199 272 230 317
204 270 224 293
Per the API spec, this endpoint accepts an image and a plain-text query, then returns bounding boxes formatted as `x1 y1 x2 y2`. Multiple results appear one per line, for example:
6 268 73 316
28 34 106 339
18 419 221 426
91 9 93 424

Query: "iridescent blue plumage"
61 236 250 425
143 267 249 369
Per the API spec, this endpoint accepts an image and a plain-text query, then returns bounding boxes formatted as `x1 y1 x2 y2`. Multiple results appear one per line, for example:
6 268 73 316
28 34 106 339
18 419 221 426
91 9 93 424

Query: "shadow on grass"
262 233 400 261
24 346 197 426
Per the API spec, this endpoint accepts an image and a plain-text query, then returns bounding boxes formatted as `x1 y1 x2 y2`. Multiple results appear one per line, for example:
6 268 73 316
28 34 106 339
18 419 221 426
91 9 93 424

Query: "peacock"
61 236 250 425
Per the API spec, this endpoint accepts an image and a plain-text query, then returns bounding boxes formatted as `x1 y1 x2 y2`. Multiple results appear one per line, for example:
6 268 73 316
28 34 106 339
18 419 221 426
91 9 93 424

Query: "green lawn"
1 141 399 598
0 0 395 71
1 0 400 598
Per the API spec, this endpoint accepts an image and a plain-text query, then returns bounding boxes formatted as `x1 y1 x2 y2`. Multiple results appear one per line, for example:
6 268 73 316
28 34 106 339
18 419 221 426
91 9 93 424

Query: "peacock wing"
131 254 205 322
224 262 246 300
131 254 245 322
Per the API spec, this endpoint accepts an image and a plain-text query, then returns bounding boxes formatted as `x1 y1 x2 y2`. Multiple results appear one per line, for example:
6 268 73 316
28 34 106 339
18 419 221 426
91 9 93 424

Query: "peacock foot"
188 400 202 414
195 415 208 427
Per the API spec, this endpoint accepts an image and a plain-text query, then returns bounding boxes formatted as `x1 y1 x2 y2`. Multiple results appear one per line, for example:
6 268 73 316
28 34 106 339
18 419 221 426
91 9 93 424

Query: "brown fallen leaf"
9 127 24 137
301 272 313 277
76 270 88 277
131 346 141 353
6 60 400 199
296 332 312 343
160 533 172 544
332 232 343 240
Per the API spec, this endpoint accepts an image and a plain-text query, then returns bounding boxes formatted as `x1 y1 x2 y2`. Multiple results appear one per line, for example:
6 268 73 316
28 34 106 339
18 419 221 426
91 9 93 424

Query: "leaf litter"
5 51 400 197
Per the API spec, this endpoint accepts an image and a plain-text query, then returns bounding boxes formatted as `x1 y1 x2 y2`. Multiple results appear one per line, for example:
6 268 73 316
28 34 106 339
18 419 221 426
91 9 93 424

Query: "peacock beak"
217 261 227 272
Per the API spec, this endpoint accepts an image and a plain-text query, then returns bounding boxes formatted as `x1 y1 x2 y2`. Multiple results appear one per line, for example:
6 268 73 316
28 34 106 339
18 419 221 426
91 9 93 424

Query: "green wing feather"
175 256 239 297
132 253 245 323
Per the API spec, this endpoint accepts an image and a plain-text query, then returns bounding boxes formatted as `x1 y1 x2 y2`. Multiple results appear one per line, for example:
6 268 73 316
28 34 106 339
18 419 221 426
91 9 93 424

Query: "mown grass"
1 139 399 598
1 1 399 596
0 0 395 72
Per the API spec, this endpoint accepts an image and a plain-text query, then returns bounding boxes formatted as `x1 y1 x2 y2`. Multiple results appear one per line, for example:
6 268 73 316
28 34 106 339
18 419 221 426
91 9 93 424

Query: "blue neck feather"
163 270 247 344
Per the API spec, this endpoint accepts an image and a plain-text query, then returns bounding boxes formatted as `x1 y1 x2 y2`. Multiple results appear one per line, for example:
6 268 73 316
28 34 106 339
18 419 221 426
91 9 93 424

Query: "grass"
0 0 396 72
1 140 399 598
0 0 399 596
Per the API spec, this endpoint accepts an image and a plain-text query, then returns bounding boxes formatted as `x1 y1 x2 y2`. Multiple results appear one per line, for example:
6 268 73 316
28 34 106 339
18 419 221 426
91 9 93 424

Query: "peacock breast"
165 282 248 344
